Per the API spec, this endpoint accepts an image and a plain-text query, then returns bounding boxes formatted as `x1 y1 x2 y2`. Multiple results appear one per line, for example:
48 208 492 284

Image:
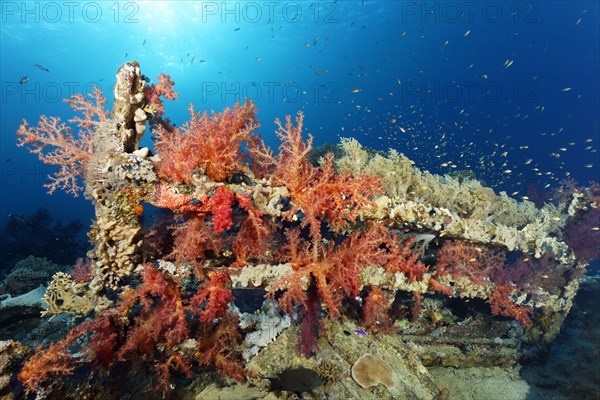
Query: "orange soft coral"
19 321 93 392
270 225 420 319
189 271 234 323
154 101 260 183
362 287 393 332
232 192 272 266
16 87 106 196
195 311 245 381
489 284 533 326
250 112 383 239
435 240 507 287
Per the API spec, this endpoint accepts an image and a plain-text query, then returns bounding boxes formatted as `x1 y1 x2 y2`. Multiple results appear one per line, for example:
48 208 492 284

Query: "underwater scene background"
0 1 599 399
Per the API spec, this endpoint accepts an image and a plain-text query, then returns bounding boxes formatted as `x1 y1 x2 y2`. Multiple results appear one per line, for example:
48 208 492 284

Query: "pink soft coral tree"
16 87 108 196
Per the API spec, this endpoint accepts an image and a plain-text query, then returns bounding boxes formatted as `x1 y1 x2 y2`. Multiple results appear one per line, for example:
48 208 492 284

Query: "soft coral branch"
488 285 533 326
189 271 234 323
154 101 260 183
16 87 107 196
251 112 382 245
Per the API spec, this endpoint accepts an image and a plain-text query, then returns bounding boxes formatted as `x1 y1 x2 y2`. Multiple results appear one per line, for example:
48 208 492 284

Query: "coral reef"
0 256 64 296
11 61 598 398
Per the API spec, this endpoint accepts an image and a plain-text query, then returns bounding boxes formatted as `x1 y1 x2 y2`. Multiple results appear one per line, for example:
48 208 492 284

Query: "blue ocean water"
0 0 598 228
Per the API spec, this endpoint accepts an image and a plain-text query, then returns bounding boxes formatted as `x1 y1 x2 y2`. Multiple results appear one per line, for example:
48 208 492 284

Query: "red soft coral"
16 87 107 196
154 101 260 183
117 264 189 359
363 287 393 332
250 112 383 238
232 192 273 266
169 215 225 265
144 73 178 118
435 240 507 287
195 312 245 381
189 271 234 322
488 284 533 326
270 225 417 319
151 183 211 214
19 321 93 392
210 186 236 234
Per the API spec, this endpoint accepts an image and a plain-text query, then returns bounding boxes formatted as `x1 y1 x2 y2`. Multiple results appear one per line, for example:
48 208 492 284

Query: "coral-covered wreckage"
5 62 599 399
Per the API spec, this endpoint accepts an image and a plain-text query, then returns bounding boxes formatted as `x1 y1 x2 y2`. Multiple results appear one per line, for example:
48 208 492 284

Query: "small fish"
503 59 514 69
199 59 206 64
142 38 146 45
353 329 366 336
503 169 512 174
562 87 572 92
234 27 240 31
256 57 262 61
464 29 470 37
191 56 195 64
351 88 360 93
34 64 49 72
19 76 29 85
591 227 599 231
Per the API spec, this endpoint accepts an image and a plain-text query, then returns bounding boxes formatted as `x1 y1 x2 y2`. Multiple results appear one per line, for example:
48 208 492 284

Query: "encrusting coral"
13 61 598 397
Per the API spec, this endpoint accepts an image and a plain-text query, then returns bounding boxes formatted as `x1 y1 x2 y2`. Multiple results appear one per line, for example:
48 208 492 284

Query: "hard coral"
351 353 396 390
